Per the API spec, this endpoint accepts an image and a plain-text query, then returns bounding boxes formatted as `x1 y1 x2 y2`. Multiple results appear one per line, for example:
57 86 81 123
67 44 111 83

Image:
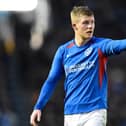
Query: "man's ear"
72 24 77 30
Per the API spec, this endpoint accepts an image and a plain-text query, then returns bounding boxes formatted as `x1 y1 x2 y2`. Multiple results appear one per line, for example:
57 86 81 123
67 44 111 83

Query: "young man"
30 6 126 126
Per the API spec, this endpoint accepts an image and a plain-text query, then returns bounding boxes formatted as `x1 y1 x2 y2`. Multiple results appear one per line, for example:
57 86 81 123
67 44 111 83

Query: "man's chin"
86 35 93 40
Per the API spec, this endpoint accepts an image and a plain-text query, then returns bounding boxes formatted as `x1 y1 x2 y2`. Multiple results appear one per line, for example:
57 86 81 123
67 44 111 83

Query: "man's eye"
83 21 89 24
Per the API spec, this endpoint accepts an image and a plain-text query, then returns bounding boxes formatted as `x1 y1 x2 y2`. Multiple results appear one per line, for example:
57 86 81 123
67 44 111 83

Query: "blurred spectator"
0 12 15 55
30 0 51 50
0 108 19 126
15 0 52 51
109 68 125 93
108 68 126 126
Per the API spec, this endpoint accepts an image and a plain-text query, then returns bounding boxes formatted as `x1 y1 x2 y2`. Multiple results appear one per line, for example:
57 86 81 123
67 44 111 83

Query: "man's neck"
75 36 91 47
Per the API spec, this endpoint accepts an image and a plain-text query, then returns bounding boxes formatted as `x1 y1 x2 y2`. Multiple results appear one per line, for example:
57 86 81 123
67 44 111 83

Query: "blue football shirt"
34 36 126 115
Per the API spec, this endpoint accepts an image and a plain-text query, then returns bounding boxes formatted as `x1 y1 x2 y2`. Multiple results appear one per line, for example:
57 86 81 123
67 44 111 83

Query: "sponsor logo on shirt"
65 60 95 75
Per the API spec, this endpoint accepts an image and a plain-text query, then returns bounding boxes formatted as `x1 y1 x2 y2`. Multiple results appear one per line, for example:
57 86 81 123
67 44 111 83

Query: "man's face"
73 15 95 40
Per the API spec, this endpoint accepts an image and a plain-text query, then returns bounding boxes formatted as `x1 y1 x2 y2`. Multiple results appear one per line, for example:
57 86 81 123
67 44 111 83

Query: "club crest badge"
84 47 93 56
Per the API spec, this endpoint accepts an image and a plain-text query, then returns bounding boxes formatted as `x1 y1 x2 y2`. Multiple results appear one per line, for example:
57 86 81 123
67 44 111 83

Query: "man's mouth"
86 31 92 34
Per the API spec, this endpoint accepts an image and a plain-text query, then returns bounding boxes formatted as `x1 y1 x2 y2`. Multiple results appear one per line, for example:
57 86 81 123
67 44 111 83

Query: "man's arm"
101 39 126 56
30 47 64 125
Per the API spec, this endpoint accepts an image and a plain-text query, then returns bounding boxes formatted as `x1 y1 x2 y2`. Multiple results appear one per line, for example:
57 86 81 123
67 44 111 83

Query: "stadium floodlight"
0 0 38 11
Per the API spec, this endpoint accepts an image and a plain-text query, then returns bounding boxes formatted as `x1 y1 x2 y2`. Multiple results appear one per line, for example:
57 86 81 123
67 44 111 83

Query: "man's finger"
37 111 41 122
30 113 37 126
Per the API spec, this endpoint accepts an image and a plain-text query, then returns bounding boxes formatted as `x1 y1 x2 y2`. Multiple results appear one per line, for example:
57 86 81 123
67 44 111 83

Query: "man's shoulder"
59 39 75 49
92 36 111 43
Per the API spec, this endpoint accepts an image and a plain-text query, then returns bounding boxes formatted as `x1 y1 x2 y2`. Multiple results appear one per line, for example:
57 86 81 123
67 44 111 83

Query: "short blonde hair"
70 6 94 24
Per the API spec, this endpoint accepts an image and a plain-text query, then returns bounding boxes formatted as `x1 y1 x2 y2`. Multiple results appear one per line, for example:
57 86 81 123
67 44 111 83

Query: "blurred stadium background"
0 0 126 126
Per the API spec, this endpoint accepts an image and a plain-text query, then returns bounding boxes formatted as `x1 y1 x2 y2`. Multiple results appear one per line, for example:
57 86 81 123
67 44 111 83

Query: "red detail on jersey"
98 49 108 88
67 42 74 48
